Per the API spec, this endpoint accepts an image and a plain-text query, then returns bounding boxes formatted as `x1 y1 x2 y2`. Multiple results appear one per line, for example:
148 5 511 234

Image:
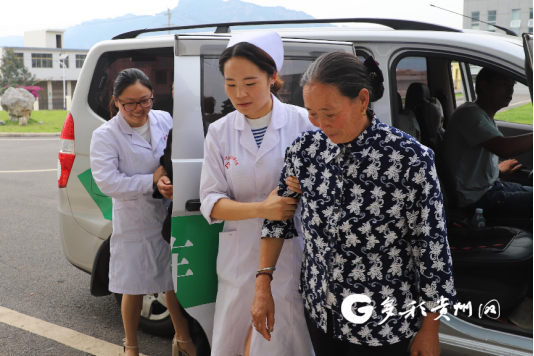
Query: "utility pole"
165 7 172 34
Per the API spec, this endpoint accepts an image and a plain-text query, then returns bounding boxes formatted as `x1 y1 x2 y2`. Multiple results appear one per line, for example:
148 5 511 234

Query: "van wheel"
114 292 174 336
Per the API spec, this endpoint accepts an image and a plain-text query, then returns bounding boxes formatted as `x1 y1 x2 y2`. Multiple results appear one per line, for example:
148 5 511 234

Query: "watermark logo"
341 294 500 324
341 294 374 324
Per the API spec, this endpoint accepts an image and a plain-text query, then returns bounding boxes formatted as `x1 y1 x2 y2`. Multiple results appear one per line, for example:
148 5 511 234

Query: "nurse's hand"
251 277 275 341
157 176 173 200
260 188 298 221
286 176 302 194
153 165 167 184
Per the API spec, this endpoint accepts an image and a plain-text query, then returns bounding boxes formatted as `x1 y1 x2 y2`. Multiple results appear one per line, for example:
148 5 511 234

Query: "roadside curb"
0 132 61 137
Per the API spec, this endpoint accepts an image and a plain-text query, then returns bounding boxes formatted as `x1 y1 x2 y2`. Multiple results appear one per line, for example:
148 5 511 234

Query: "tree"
0 48 36 89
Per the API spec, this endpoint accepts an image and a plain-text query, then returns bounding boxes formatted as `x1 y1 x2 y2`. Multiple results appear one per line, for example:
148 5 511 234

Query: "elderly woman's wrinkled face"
303 83 370 144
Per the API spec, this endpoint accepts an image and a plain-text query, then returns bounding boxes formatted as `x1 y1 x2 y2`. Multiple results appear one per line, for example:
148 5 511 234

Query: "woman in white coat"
90 68 195 356
199 32 316 356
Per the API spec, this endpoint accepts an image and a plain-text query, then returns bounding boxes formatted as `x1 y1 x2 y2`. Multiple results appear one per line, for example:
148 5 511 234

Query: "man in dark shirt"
443 68 532 221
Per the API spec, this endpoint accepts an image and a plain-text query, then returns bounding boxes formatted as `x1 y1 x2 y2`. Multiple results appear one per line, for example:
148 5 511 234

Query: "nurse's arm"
90 133 157 200
251 237 285 341
210 189 298 221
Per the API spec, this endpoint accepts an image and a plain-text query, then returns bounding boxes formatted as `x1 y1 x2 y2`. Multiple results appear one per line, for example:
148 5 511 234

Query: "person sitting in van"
443 68 533 222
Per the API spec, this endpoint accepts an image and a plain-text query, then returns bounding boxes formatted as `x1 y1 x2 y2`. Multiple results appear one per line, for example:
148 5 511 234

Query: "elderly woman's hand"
153 165 167 184
251 277 275 341
157 176 173 200
286 176 302 194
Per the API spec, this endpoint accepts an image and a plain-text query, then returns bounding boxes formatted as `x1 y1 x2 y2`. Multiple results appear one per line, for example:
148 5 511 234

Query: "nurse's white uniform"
200 95 316 356
90 110 174 295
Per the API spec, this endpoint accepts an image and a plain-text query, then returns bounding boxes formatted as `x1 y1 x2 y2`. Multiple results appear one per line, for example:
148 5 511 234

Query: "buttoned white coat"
200 96 316 356
90 110 174 294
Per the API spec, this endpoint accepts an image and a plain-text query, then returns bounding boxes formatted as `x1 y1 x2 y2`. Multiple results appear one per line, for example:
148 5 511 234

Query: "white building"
0 29 88 110
463 0 533 35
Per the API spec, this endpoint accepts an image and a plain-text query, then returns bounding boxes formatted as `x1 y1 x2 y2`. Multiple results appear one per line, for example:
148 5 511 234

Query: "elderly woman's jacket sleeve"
261 144 300 239
405 150 457 311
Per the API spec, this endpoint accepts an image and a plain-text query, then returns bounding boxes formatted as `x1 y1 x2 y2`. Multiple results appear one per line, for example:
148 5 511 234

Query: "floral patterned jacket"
261 115 457 346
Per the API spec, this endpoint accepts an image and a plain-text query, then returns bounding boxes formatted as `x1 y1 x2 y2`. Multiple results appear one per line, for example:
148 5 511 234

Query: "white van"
58 19 533 355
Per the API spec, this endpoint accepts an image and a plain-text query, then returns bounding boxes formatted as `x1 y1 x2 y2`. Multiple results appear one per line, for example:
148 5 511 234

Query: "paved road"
0 138 171 356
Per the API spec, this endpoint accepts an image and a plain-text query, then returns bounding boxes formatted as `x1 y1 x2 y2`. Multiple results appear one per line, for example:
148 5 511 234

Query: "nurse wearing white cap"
199 31 315 356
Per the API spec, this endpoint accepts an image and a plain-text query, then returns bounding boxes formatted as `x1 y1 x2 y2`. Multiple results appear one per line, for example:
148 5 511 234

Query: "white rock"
0 87 35 126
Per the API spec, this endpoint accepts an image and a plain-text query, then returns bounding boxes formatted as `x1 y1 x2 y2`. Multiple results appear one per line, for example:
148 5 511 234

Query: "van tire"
114 293 175 336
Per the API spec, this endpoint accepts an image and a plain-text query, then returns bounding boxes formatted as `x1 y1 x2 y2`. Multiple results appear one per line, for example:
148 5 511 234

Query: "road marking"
0 306 148 356
0 138 59 141
509 100 531 107
499 100 532 112
0 169 57 173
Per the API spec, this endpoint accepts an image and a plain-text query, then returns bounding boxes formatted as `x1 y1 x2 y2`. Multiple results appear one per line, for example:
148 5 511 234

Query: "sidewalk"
0 132 61 137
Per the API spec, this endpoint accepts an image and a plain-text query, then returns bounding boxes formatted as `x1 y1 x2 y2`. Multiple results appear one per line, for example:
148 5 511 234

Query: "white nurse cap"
226 31 284 72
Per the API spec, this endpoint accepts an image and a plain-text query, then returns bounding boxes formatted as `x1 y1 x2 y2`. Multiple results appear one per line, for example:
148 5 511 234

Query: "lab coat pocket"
113 199 141 236
216 231 238 284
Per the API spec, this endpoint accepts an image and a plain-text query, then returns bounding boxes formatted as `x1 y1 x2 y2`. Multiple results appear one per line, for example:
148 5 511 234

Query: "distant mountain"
1 0 330 50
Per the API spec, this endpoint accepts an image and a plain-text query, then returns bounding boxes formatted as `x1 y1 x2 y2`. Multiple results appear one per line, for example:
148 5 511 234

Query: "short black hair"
475 68 509 95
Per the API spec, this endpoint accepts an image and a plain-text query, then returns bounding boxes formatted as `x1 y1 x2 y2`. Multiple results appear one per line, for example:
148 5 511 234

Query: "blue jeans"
467 181 533 219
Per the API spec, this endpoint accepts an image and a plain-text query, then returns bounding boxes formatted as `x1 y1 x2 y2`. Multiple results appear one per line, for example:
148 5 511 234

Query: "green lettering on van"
171 215 223 308
78 169 113 221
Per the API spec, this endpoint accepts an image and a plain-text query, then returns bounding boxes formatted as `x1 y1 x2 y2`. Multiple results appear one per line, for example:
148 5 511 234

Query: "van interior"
392 55 533 338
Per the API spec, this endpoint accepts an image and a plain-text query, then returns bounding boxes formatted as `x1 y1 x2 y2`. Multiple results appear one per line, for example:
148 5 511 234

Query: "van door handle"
186 199 201 211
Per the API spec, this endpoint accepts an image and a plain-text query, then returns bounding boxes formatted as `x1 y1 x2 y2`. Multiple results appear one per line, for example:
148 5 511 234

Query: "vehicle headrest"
405 82 430 111
415 97 443 140
398 108 421 142
397 92 403 113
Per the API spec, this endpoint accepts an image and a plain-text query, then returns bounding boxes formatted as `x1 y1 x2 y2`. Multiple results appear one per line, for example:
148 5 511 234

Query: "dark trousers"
305 309 412 356
467 181 533 219
466 181 533 231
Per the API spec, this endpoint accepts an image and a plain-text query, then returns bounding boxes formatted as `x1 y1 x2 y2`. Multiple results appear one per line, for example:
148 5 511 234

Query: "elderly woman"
251 52 457 356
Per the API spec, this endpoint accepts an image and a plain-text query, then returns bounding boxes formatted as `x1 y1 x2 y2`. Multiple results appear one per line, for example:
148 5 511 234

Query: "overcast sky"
1 0 464 38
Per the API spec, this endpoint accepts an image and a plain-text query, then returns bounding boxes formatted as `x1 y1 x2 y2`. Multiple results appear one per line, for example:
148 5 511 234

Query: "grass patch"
455 92 463 98
0 110 67 132
495 103 533 125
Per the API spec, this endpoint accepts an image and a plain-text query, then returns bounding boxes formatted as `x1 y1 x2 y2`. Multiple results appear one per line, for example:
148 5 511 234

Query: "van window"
456 63 533 125
88 48 174 120
201 57 315 134
396 57 428 107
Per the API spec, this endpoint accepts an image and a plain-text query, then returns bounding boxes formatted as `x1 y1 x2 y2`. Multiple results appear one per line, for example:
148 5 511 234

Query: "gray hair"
300 52 384 103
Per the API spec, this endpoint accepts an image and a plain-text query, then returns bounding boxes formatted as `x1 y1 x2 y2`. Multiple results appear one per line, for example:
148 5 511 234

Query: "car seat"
404 82 430 111
397 92 421 142
410 93 533 312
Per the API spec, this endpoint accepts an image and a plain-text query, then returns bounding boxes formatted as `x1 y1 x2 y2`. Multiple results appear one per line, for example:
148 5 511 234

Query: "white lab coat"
200 96 316 356
90 110 174 295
